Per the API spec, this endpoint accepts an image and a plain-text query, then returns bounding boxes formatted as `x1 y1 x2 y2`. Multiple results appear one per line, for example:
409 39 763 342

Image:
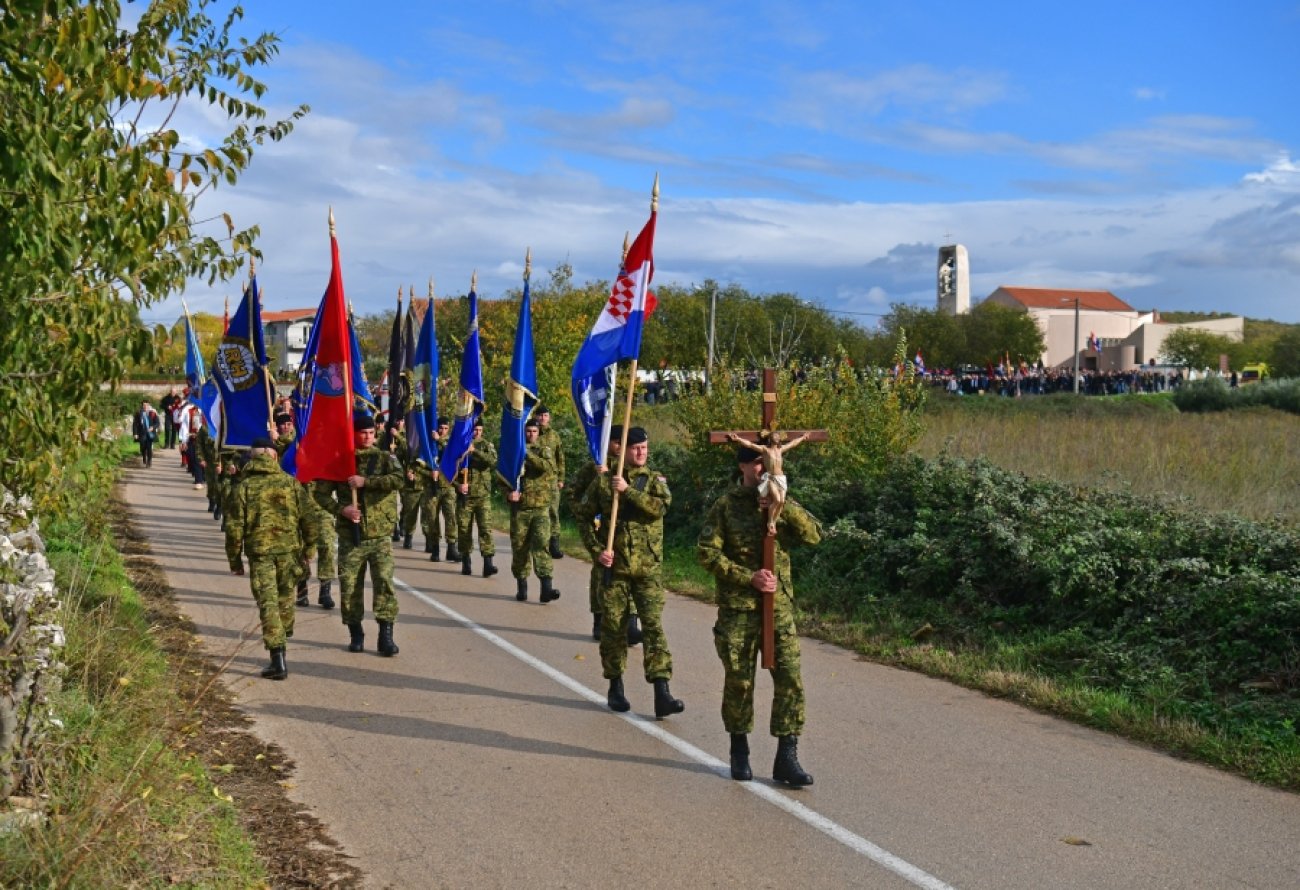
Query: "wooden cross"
708 368 828 669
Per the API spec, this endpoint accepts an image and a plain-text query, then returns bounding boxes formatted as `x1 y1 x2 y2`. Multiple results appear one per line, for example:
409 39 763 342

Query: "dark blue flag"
438 287 484 481
214 276 271 448
407 297 439 468
497 274 538 490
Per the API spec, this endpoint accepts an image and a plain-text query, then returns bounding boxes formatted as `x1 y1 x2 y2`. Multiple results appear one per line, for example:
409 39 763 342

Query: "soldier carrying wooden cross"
699 368 826 786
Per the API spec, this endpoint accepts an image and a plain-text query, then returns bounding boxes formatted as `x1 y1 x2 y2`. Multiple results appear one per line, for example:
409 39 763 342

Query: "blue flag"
572 363 616 464
438 288 484 481
349 317 377 416
183 312 206 393
497 277 538 490
214 277 272 448
407 298 439 468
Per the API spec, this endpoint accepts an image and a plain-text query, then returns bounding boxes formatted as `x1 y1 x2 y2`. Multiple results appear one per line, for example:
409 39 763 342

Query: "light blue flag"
497 276 538 490
184 313 206 393
438 288 484 481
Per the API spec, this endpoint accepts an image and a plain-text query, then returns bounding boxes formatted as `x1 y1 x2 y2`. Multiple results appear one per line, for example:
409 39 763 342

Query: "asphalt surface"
122 460 1300 889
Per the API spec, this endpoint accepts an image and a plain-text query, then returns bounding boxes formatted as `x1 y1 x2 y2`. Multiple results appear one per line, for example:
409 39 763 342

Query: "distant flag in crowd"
406 284 439 468
571 198 658 463
213 271 272 448
181 299 206 393
913 349 926 376
386 287 408 422
295 210 358 484
498 251 539 490
348 308 377 416
438 276 485 481
1089 331 1102 353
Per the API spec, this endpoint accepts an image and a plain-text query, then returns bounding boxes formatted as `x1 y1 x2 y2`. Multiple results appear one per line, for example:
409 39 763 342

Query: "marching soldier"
570 426 641 644
225 438 318 680
422 417 461 562
536 406 566 559
503 417 560 603
454 418 499 578
697 445 821 786
584 426 683 719
312 415 405 656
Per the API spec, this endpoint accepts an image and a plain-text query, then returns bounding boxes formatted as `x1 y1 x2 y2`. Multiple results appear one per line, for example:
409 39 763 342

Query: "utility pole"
1072 298 1081 394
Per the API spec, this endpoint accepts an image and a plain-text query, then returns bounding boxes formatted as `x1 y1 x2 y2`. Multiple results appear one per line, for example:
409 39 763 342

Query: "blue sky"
163 0 1300 325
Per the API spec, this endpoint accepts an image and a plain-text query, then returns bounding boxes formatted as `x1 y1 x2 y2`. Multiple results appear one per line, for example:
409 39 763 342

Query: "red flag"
295 231 357 483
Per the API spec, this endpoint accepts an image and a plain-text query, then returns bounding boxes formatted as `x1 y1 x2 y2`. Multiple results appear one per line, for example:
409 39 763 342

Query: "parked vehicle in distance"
1240 362 1270 384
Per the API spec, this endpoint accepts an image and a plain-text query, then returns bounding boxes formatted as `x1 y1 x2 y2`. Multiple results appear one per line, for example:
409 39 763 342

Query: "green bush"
1174 377 1300 414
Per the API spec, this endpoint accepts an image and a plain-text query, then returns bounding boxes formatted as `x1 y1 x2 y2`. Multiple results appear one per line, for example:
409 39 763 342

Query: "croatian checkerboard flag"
571 211 657 463
1089 331 1101 353
914 349 926 376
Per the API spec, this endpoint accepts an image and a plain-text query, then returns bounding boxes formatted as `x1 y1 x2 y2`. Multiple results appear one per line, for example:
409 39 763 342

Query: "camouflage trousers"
588 562 637 617
337 536 398 625
421 482 458 545
248 551 303 650
509 506 551 579
548 486 562 537
713 607 805 737
457 497 495 556
399 485 423 535
308 504 337 580
599 572 671 682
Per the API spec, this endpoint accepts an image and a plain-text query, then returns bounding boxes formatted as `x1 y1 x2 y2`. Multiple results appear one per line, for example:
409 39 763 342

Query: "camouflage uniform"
584 464 673 681
420 459 459 550
456 439 498 557
225 454 319 650
312 447 404 625
397 442 425 538
697 486 821 737
275 430 336 584
538 423 565 537
198 429 218 507
506 438 556 580
571 457 639 619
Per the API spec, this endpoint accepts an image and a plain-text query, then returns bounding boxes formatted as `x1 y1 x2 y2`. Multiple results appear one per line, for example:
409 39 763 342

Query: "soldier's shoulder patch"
656 475 668 485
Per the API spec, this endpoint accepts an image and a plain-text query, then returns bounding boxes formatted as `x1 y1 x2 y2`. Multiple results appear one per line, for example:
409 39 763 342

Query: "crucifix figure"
709 369 827 669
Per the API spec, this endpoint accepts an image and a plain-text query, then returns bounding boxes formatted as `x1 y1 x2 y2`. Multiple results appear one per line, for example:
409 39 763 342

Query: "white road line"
394 575 957 890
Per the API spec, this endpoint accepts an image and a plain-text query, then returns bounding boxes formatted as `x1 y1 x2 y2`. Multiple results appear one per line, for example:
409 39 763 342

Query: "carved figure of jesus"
726 429 811 533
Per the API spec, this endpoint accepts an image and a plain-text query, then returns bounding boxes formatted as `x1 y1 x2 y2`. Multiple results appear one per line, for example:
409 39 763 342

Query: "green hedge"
1173 377 1300 414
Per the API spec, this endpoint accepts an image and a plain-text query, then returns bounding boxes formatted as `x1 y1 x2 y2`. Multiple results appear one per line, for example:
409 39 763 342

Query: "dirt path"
120 459 1300 889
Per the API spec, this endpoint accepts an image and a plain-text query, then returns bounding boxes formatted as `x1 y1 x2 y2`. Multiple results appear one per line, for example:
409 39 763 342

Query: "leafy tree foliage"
1160 328 1235 370
1269 327 1300 379
0 1 306 513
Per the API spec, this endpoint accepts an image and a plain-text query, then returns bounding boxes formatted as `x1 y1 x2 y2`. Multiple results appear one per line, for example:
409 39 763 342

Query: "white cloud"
1134 87 1166 101
1243 152 1300 185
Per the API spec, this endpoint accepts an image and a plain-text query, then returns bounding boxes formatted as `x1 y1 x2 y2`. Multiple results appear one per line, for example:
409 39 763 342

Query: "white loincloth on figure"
757 472 788 501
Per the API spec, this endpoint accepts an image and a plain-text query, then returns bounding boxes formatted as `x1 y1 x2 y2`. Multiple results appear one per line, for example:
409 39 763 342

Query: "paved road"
122 461 1299 889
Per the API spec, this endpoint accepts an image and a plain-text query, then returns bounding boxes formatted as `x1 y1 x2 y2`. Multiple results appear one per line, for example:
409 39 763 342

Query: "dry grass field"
913 401 1300 526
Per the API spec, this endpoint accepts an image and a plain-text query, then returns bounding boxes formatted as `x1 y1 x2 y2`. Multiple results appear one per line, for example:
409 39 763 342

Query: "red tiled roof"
262 308 317 323
993 286 1134 312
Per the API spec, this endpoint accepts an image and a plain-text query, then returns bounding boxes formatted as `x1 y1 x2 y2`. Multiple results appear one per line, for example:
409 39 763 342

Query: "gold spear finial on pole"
471 270 478 293
397 285 403 306
651 172 659 212
428 277 435 299
621 231 631 264
328 206 336 237
524 247 532 282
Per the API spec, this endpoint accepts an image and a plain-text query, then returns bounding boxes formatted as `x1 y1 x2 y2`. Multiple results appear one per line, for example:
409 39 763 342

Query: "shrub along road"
121 463 1299 889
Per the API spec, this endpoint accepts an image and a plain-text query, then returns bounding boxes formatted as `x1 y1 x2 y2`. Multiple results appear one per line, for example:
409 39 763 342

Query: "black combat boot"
515 578 528 601
429 548 440 562
295 579 310 607
403 533 413 550
548 535 564 559
347 623 365 653
260 647 287 680
425 538 435 553
607 677 630 712
482 555 498 578
318 580 335 610
653 678 685 719
626 614 643 646
773 735 814 787
461 554 472 576
730 734 752 781
592 613 602 641
377 621 399 657
213 505 222 522
391 527 401 542
539 576 560 603
446 541 462 562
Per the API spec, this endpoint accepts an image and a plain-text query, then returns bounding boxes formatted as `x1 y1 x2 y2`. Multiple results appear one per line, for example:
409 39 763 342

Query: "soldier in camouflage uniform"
272 412 312 608
217 448 243 530
454 418 499 578
697 445 821 786
502 417 560 603
536 406 566 559
198 427 219 513
583 427 683 719
389 419 425 551
570 426 640 643
421 417 461 562
225 438 319 680
312 414 405 656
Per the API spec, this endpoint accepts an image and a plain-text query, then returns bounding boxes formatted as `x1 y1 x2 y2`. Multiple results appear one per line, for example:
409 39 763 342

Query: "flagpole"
601 175 657 572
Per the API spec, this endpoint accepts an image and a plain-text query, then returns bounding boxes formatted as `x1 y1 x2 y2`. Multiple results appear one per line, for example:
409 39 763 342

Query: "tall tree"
0 1 306 511
1160 328 1235 371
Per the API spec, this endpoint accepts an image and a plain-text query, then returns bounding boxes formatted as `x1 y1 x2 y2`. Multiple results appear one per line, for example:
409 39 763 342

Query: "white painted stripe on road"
394 575 957 890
